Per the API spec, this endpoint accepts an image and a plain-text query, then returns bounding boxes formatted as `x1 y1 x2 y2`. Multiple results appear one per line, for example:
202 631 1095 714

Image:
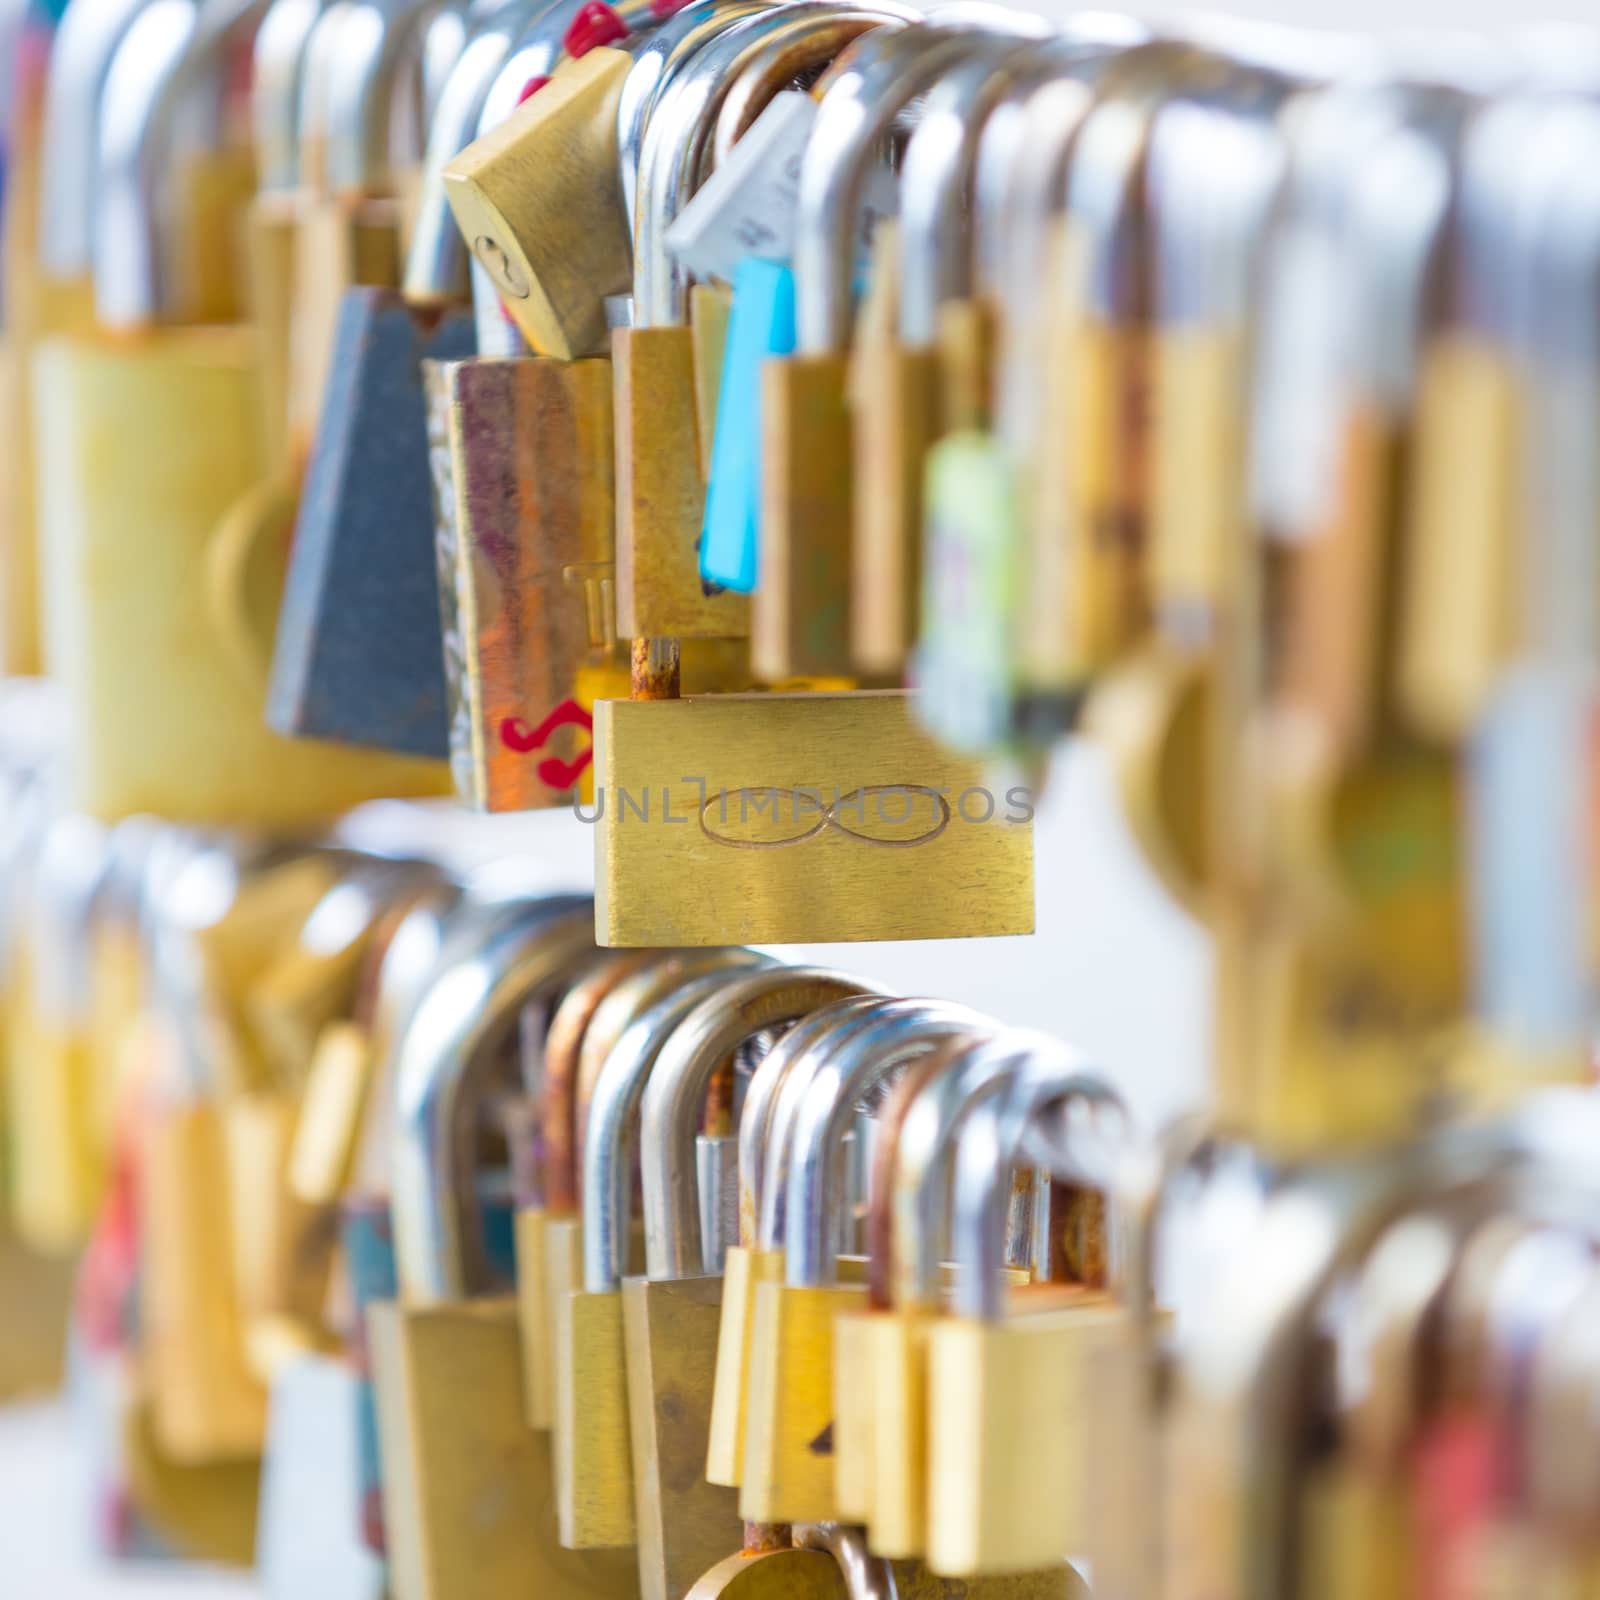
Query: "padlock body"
622 1273 742 1600
615 326 749 640
852 342 940 677
141 1100 268 1462
270 288 474 760
706 1244 783 1487
924 1305 1129 1576
370 1295 641 1600
740 1280 866 1525
442 49 635 363
547 1218 637 1548
33 331 450 822
514 1204 559 1430
593 692 1035 946
756 354 854 679
430 354 624 811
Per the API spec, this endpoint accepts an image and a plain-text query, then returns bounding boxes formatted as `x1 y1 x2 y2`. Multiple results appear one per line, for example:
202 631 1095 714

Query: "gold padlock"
756 28 977 680
924 1061 1129 1577
551 958 772 1551
592 690 1035 946
629 966 881 1600
368 896 644 1600
741 999 986 1525
849 38 1041 679
705 996 890 1490
516 949 661 1429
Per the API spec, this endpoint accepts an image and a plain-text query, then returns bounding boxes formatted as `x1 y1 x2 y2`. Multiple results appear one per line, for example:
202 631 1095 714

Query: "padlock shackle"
631 4 796 326
390 896 593 1303
755 996 901 1254
299 0 442 197
581 966 761 1291
708 8 913 173
946 1051 1129 1321
740 996 886 1250
540 949 661 1214
403 0 535 302
254 0 329 192
617 0 772 247
792 1523 899 1600
889 1030 1056 1312
792 25 1002 355
895 37 1047 345
782 999 988 1286
39 0 161 280
1144 65 1300 335
633 2 913 327
572 949 770 1213
638 967 885 1279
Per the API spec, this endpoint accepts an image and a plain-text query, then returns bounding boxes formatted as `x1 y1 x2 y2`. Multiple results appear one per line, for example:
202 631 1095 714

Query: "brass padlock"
849 36 1043 679
592 690 1035 945
617 3 886 643
854 1032 1054 1556
705 995 890 1489
629 966 881 1600
517 949 661 1429
369 895 646 1600
9 810 112 1254
756 27 975 680
443 29 650 361
551 959 772 1551
741 999 986 1525
925 1058 1133 1577
35 5 450 824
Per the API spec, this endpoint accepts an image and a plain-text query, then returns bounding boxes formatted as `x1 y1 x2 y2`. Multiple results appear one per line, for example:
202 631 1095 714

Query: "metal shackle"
740 995 888 1248
580 964 763 1292
947 1048 1129 1322
782 998 990 1286
638 967 884 1279
390 895 593 1303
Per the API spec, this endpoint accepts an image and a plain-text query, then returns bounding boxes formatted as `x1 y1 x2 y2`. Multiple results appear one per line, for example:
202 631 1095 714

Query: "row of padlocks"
2 0 1600 1594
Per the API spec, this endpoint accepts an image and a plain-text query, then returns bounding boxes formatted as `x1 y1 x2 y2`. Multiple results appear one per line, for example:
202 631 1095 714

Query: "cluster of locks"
2 0 1600 1594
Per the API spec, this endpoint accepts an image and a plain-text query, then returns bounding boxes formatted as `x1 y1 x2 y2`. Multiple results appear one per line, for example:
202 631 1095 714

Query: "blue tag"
699 256 796 593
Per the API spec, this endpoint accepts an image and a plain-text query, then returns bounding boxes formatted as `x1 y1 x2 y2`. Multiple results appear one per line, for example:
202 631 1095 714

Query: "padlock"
686 1523 879 1600
444 5 678 361
284 0 437 457
33 4 452 823
617 2 903 643
1082 62 1298 918
848 1031 1054 1555
923 1056 1130 1577
705 995 890 1489
368 895 644 1600
686 15 915 599
550 958 772 1551
912 42 1125 756
427 342 629 809
628 966 881 1600
268 0 484 762
754 27 972 680
9 810 112 1254
849 36 1042 679
517 949 663 1429
1455 99 1600 1100
592 689 1034 945
741 998 987 1525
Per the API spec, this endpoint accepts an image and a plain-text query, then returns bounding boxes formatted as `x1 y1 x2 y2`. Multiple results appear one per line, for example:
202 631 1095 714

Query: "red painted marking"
518 74 551 103
500 700 594 789
563 1 628 57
